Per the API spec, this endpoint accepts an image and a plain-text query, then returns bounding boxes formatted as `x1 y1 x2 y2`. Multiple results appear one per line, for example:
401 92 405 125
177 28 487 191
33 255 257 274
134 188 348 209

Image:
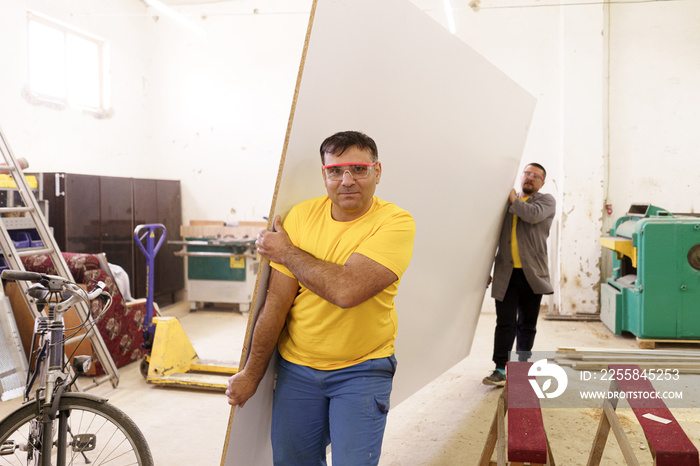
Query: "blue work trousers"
271 355 397 466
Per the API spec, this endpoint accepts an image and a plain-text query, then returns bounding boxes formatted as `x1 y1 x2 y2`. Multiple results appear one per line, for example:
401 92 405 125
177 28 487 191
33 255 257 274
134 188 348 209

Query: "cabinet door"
132 179 184 302
155 180 184 298
132 179 158 299
59 174 101 253
99 176 134 284
41 173 99 254
67 175 101 253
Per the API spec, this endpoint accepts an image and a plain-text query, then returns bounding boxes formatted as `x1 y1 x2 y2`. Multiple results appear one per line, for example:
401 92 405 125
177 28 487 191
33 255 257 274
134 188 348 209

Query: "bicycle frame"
33 315 66 461
2 270 107 465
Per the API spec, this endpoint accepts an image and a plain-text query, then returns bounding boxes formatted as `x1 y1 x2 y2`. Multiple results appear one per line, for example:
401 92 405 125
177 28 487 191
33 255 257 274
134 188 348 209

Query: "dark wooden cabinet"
41 173 184 305
132 179 183 300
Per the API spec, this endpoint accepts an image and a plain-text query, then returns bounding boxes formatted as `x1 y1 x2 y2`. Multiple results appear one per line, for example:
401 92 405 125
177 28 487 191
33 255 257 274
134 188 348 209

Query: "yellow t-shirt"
510 195 530 269
270 195 415 370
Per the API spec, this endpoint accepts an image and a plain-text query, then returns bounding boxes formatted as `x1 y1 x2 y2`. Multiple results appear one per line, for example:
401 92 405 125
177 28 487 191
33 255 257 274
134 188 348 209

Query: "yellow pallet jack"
134 224 238 390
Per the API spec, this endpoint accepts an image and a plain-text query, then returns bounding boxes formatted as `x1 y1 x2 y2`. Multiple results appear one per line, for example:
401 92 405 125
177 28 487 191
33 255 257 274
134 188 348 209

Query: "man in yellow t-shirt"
226 131 415 465
483 163 555 387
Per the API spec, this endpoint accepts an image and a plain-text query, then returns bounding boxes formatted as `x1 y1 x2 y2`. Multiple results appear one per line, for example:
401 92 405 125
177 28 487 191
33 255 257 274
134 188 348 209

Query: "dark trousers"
492 268 543 369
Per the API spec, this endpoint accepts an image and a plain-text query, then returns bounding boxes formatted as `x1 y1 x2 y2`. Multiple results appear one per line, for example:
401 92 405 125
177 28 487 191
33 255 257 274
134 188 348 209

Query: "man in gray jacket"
483 163 556 386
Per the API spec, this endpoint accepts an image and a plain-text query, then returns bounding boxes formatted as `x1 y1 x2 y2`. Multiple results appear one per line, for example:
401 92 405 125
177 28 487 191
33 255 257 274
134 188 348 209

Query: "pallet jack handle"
134 223 166 349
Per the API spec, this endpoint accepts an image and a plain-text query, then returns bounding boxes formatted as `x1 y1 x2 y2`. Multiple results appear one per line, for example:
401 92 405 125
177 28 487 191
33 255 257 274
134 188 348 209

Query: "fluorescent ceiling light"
144 0 206 36
443 0 456 34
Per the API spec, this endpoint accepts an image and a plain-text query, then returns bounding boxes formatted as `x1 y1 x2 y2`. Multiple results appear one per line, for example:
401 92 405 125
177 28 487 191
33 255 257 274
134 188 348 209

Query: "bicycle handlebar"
84 281 107 301
1 269 108 304
1 270 43 281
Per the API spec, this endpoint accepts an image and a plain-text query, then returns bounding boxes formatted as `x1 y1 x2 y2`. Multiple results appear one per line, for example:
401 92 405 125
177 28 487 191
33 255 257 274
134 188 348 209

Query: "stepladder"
0 125 119 391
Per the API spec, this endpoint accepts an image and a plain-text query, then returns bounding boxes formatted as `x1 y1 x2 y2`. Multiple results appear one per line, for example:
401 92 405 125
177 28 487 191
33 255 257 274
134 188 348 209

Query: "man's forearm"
242 307 287 381
510 194 556 223
241 271 297 382
226 269 297 407
257 215 398 309
278 246 347 306
278 248 397 309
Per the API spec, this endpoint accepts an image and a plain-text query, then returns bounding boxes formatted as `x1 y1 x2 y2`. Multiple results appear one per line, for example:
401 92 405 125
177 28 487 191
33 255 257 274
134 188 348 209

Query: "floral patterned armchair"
20 252 148 374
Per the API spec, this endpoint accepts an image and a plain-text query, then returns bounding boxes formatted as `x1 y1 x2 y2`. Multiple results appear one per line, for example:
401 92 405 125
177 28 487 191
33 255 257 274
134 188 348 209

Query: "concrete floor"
2 304 699 465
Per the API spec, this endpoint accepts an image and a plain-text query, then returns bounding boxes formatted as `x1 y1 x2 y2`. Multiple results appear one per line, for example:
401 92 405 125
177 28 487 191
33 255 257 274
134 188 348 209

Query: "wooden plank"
603 401 641 466
189 220 224 226
497 394 506 466
558 359 700 368
180 224 264 239
575 356 700 363
558 347 700 358
586 399 613 465
637 338 700 349
507 362 548 464
558 361 700 374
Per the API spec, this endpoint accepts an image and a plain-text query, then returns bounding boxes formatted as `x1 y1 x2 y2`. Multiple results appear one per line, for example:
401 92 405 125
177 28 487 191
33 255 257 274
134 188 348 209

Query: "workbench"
175 223 264 312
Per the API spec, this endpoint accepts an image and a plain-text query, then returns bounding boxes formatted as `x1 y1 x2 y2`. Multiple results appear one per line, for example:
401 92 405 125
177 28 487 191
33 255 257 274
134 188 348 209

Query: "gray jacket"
491 192 556 301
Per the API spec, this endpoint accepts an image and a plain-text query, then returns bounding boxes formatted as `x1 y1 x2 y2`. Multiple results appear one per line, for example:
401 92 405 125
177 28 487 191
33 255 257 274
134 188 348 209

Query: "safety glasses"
523 170 544 182
322 163 377 181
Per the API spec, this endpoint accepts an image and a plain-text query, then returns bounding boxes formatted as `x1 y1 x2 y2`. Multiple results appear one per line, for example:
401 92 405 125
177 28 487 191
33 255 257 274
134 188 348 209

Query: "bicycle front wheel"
0 393 153 466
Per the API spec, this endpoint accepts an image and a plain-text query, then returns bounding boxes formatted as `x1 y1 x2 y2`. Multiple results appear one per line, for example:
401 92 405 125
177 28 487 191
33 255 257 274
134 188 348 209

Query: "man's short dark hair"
319 131 378 164
526 162 547 180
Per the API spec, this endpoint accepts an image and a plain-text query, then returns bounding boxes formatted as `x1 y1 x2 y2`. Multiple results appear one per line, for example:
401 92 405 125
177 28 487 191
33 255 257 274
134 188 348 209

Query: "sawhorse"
479 361 555 465
587 364 699 466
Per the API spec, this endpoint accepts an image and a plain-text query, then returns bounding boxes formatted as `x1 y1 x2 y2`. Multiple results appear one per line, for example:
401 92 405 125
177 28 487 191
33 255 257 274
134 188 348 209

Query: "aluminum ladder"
0 126 119 390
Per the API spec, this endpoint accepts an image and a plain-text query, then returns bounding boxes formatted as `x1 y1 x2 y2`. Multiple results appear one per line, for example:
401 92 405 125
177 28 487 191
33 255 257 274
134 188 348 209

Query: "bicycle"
0 269 154 466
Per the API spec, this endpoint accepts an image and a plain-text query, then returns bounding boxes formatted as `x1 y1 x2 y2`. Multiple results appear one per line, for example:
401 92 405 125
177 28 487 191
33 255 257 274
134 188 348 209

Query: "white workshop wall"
606 1 700 218
0 0 310 224
0 0 154 176
143 1 310 223
1 0 699 316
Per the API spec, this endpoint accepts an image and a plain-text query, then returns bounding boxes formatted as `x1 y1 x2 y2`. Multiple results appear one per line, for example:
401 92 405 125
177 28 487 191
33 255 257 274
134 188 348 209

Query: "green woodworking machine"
600 204 700 340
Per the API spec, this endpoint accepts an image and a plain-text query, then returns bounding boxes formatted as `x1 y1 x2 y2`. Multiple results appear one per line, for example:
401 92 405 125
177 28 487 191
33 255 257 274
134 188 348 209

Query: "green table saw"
600 204 700 340
172 237 258 312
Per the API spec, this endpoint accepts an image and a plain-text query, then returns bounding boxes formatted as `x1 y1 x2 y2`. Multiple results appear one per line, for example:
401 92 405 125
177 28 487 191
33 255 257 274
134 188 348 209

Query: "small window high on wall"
26 12 110 116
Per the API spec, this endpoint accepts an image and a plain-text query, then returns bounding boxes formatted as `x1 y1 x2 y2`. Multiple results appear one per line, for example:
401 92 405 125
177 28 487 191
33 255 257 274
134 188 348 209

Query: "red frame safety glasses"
322 162 377 181
522 170 544 182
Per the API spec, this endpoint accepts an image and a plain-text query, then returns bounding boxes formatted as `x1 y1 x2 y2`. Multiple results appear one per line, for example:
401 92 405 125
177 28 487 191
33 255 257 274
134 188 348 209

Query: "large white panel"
223 0 535 463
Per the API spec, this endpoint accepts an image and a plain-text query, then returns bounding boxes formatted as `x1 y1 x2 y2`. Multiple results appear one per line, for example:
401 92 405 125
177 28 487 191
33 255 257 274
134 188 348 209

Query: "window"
26 12 110 116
